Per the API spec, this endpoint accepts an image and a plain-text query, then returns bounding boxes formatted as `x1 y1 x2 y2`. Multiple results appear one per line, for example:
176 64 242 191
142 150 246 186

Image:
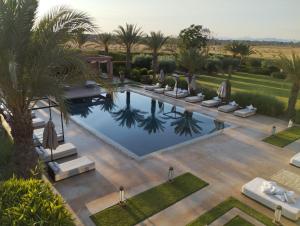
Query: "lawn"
224 216 254 226
196 72 300 110
263 126 300 147
91 173 208 226
187 197 275 226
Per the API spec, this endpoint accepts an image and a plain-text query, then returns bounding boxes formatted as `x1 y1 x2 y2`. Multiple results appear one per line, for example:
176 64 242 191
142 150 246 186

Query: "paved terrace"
36 86 299 226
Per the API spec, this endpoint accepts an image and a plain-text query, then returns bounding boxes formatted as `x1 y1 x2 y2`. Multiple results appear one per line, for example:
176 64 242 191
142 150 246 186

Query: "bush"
139 68 148 75
271 71 286 79
133 55 152 69
130 68 141 82
177 77 188 89
147 70 154 75
221 57 240 72
231 92 285 116
159 60 176 73
261 60 280 75
196 86 217 100
204 57 222 74
247 58 262 68
0 178 74 226
163 76 176 88
140 74 153 84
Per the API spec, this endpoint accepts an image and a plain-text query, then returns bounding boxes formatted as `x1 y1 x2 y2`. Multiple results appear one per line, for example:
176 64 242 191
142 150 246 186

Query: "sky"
38 0 300 41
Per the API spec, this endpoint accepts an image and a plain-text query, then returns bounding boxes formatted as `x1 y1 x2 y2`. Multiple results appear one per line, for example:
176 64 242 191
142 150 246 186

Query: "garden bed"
263 126 300 147
187 197 275 226
91 173 208 226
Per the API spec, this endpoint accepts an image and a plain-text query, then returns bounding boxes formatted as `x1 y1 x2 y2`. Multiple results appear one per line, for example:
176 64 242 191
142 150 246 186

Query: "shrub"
196 86 217 99
140 74 153 84
204 57 222 74
231 92 285 116
139 67 148 75
159 60 176 73
261 60 280 75
147 69 154 75
133 55 152 69
0 178 74 226
106 52 126 61
271 71 286 79
163 76 176 88
130 68 141 82
247 58 262 68
221 57 240 72
177 77 188 89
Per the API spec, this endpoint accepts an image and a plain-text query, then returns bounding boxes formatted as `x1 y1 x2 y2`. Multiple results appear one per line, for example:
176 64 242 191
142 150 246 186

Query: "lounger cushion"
218 104 239 113
153 88 165 94
49 156 95 181
32 118 45 129
290 153 300 167
165 91 188 98
242 177 300 220
185 96 204 103
201 99 221 107
234 108 256 117
35 143 77 162
144 83 160 90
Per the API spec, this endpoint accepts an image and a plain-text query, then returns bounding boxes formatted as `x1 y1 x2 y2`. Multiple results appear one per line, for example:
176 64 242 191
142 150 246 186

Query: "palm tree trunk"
105 44 109 54
152 52 158 74
10 109 37 178
126 47 131 72
287 82 300 120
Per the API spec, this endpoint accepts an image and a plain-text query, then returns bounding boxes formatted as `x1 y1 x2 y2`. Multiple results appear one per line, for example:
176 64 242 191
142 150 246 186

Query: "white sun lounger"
165 90 188 98
32 117 46 129
242 177 300 221
48 156 95 181
290 153 300 167
154 86 172 94
185 95 204 103
234 105 257 117
35 143 77 162
218 101 239 113
201 97 221 107
144 83 160 91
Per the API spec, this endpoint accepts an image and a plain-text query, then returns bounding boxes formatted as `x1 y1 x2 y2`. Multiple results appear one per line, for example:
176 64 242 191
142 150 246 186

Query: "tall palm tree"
76 28 89 49
144 31 169 73
225 41 255 64
97 33 113 54
0 0 96 178
278 52 300 119
112 91 145 128
115 24 143 71
224 41 241 58
139 99 165 134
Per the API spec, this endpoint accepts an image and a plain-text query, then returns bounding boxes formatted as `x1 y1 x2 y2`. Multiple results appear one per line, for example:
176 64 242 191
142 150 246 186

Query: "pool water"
68 91 229 157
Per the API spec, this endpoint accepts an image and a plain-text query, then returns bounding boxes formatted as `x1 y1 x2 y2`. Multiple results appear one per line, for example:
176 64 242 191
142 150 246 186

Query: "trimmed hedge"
196 86 217 100
231 92 285 116
177 77 188 89
0 178 75 226
133 55 152 69
159 60 176 73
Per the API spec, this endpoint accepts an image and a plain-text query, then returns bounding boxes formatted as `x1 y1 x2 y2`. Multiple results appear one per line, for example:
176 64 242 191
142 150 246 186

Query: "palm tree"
170 111 202 136
224 41 241 58
144 31 169 73
115 24 143 71
99 93 116 112
112 91 145 128
225 41 255 64
278 52 300 119
76 28 89 49
0 1 96 178
139 99 165 134
97 33 113 54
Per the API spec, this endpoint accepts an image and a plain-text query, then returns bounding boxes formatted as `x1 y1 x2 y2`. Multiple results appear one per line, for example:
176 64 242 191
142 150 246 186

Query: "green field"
91 173 208 226
196 72 300 110
263 126 300 147
224 216 254 226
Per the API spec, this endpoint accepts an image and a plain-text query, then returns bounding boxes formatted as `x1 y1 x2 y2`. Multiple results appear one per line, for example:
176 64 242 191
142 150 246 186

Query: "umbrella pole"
51 147 53 162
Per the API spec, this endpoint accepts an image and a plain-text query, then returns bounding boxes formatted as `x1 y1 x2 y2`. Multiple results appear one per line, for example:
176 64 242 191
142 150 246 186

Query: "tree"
76 28 89 49
178 24 210 50
115 24 143 71
0 0 96 178
97 33 113 54
278 52 300 119
225 41 255 63
144 31 169 73
170 111 202 136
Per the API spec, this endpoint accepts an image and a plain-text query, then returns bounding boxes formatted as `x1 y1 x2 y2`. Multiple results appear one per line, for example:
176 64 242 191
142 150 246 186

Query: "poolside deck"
36 86 299 226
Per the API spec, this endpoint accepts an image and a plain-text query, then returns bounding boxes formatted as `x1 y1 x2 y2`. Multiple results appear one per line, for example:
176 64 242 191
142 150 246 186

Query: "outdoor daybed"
144 83 160 91
201 96 221 107
153 85 172 94
234 105 257 117
165 89 188 98
242 177 300 221
185 93 205 103
35 143 77 162
290 153 300 167
48 156 95 181
218 101 239 113
33 128 64 145
32 117 46 129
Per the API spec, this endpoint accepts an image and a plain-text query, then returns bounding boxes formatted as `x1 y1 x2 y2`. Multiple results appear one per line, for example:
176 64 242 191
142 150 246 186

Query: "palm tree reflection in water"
100 93 116 112
112 91 145 128
139 99 166 134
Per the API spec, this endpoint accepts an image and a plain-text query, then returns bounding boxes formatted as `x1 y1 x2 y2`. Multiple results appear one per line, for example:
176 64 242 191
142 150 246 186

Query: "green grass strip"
187 197 275 226
224 216 254 226
263 126 300 148
91 173 208 226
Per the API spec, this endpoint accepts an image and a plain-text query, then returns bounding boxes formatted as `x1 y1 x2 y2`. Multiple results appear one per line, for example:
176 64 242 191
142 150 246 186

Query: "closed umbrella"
217 81 227 99
159 69 165 82
43 120 59 162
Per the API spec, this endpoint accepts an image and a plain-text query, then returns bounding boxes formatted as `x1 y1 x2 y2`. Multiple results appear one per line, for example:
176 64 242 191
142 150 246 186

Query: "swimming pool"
68 90 229 158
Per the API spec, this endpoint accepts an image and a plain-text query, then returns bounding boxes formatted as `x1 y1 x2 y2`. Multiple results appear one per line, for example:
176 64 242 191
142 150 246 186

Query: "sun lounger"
201 97 221 107
85 80 97 88
32 117 46 129
35 143 77 162
290 153 300 167
218 101 239 113
165 89 189 98
242 177 300 221
185 95 204 103
234 105 257 117
33 128 64 146
144 83 160 91
31 111 36 118
154 85 172 94
48 156 95 181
